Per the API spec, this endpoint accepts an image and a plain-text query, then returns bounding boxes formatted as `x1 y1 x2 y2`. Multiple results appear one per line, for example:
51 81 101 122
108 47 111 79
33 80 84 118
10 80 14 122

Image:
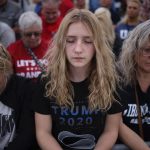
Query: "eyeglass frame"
140 47 150 56
23 31 42 37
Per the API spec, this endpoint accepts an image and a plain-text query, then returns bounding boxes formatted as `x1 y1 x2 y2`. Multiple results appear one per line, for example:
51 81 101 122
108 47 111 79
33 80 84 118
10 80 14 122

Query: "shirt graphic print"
0 101 16 150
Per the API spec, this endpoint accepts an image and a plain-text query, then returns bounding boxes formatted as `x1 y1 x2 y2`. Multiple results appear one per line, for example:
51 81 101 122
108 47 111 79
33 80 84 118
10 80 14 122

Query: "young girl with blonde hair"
33 8 122 150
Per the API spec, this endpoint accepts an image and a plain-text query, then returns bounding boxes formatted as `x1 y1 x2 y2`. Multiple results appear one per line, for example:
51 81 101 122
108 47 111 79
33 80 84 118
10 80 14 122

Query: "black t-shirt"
0 75 38 150
33 78 122 150
119 83 150 142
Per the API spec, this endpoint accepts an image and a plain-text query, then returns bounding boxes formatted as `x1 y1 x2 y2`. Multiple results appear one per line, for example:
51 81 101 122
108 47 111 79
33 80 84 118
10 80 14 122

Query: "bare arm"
35 112 63 150
94 112 122 150
119 120 150 150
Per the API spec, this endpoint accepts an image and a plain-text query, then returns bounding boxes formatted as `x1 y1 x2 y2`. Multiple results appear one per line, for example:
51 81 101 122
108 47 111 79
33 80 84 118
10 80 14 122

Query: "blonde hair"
43 8 119 111
0 43 13 91
118 20 150 85
95 7 115 48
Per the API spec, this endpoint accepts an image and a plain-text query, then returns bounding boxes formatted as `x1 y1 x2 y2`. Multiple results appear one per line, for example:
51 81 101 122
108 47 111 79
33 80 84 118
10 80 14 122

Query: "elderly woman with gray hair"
116 19 150 150
7 11 48 81
0 43 38 149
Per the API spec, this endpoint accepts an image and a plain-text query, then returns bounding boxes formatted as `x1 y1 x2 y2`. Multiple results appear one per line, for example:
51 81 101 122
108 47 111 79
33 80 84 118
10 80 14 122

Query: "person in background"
18 0 36 12
73 0 87 9
115 0 141 54
89 0 100 12
34 0 74 17
140 0 150 21
7 11 48 81
117 19 150 148
0 0 23 40
59 0 74 17
0 22 16 48
33 0 42 14
99 0 121 25
94 7 122 59
40 0 63 44
120 0 127 18
33 8 122 150
0 43 38 150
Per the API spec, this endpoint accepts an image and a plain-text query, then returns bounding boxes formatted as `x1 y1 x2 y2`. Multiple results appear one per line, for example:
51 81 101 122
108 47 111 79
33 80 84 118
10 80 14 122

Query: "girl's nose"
74 40 82 53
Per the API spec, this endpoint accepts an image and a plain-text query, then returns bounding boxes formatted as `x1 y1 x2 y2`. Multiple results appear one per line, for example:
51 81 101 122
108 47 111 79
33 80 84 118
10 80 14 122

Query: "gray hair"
18 11 42 31
118 19 150 85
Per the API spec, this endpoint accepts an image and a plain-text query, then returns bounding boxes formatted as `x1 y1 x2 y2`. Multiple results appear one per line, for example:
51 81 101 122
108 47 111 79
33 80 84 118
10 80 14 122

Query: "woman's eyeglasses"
141 47 150 56
23 32 41 37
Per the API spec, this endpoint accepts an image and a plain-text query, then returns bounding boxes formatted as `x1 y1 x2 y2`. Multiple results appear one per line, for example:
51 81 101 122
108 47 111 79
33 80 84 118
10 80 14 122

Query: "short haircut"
18 11 42 31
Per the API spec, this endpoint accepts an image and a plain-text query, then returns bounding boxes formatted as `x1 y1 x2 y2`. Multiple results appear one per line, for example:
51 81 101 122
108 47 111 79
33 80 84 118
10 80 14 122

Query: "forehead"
42 2 59 11
66 22 92 36
22 24 42 32
127 1 140 7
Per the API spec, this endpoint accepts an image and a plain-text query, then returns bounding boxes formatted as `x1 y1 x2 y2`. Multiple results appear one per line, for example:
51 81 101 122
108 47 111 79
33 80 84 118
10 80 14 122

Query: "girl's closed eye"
66 37 76 43
83 37 93 44
84 40 93 44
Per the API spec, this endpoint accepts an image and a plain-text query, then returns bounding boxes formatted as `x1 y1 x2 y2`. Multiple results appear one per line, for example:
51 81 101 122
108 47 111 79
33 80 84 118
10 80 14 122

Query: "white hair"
18 11 42 31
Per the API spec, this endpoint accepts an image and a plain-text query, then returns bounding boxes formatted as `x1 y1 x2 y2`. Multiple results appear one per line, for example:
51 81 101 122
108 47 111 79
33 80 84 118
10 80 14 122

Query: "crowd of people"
0 0 150 150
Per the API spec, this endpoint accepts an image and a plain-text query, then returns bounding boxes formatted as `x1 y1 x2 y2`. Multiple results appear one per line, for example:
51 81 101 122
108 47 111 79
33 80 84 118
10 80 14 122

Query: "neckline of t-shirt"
71 77 89 85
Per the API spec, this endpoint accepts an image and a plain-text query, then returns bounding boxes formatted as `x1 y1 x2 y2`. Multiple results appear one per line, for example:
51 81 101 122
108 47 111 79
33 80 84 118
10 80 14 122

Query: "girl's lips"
72 57 84 59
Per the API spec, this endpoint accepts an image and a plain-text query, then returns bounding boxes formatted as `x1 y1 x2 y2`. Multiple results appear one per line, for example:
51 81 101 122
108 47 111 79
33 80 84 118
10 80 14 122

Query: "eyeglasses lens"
24 32 41 37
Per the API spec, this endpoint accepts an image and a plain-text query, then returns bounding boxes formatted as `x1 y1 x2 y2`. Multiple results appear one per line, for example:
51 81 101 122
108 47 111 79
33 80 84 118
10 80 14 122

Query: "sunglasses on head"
23 32 41 37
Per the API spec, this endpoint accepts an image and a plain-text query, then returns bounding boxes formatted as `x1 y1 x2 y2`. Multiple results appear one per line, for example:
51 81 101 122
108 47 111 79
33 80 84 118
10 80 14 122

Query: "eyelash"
66 40 74 43
84 41 93 44
66 39 93 44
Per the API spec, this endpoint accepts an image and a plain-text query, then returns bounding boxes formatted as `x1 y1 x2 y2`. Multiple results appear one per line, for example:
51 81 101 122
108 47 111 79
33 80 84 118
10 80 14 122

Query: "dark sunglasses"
23 32 41 37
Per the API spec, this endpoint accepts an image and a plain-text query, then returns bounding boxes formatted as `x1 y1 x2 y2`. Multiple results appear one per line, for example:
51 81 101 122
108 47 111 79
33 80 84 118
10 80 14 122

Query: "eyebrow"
66 35 92 38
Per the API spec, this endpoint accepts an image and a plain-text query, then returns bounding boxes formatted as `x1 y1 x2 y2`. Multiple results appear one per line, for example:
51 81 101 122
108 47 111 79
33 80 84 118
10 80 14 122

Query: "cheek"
65 48 71 59
135 56 146 68
66 42 76 50
53 13 58 18
65 44 75 56
87 46 95 57
135 53 141 63
22 38 28 44
36 37 41 41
